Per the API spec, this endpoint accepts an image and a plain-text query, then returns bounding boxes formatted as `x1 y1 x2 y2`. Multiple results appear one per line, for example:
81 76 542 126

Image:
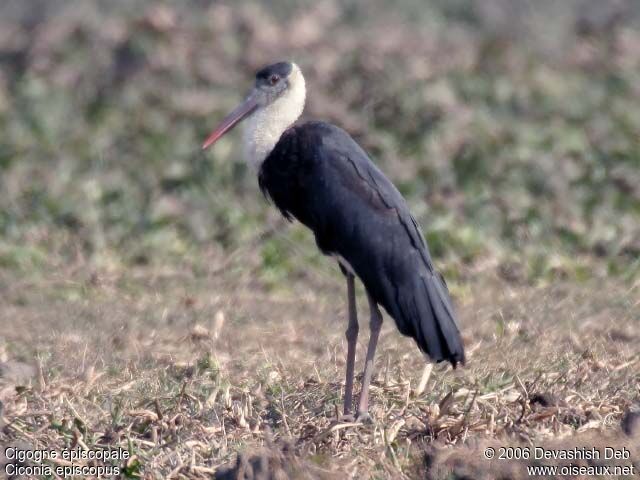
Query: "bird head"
202 61 306 151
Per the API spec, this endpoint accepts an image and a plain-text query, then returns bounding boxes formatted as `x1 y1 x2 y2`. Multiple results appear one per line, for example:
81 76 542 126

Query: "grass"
1 264 638 478
0 0 639 478
0 0 639 282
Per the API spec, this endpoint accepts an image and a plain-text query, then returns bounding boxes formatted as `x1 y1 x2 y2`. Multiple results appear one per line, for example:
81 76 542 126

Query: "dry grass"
1 1 639 478
0 263 638 478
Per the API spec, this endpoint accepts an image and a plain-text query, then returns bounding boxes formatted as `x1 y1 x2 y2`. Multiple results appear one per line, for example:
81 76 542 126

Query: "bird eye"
269 74 280 85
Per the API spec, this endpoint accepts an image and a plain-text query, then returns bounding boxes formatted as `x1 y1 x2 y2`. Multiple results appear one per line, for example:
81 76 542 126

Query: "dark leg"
357 290 383 417
343 273 359 416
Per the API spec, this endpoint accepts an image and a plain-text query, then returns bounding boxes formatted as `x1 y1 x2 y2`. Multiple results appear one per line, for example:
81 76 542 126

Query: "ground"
1 262 638 478
0 0 639 478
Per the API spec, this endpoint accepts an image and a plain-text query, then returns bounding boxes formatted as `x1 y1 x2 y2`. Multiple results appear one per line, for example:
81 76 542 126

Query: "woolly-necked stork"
202 61 465 420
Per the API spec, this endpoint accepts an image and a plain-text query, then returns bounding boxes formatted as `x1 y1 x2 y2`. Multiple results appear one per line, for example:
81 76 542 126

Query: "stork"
202 61 465 420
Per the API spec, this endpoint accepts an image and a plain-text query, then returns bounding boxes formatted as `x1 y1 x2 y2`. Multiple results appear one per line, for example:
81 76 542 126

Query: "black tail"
395 269 465 367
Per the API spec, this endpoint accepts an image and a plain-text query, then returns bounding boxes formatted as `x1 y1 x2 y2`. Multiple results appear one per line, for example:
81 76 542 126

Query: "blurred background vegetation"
0 0 639 288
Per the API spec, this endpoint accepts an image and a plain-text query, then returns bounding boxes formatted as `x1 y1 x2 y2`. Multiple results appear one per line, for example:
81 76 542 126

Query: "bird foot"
339 411 373 424
339 413 356 423
355 411 374 424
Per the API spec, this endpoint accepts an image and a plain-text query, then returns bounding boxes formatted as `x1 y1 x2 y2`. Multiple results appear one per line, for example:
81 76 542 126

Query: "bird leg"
343 273 359 416
357 290 383 418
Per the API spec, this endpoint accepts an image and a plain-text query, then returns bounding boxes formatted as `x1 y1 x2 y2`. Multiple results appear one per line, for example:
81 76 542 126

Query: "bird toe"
338 413 356 423
355 411 374 424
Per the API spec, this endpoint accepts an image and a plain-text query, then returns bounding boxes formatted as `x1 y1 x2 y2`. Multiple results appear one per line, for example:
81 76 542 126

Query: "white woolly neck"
242 63 306 171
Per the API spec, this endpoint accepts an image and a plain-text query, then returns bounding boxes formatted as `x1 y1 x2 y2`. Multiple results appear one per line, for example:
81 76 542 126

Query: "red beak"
202 95 259 150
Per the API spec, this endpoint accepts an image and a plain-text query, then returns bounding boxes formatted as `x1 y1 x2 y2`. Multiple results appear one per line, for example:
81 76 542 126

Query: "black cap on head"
256 61 293 81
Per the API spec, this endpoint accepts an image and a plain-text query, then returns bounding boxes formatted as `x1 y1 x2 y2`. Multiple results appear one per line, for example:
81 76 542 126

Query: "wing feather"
259 121 464 365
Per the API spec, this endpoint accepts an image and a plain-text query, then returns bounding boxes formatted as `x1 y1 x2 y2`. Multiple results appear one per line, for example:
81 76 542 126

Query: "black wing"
259 121 464 365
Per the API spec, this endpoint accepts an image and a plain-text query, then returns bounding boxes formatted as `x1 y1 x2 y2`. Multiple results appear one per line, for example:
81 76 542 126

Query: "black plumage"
202 60 465 416
258 121 465 366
